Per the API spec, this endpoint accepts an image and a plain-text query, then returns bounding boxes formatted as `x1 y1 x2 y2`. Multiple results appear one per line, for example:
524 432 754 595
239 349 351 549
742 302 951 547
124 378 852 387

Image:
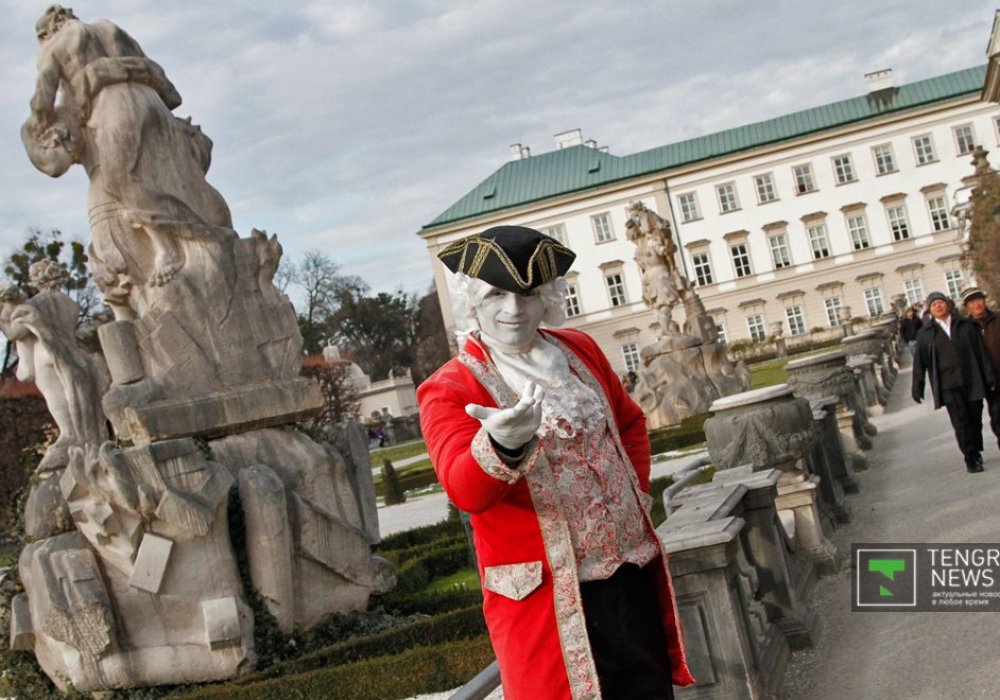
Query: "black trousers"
942 388 984 466
987 388 1000 450
580 562 674 700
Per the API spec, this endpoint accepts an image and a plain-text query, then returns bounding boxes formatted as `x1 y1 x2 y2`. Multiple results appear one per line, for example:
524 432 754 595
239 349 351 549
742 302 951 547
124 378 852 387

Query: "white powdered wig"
450 273 568 344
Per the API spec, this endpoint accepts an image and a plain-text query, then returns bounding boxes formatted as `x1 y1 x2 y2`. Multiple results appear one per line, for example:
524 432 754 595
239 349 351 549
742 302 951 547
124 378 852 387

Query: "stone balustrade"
703 385 839 575
659 514 790 699
785 350 874 467
845 354 887 416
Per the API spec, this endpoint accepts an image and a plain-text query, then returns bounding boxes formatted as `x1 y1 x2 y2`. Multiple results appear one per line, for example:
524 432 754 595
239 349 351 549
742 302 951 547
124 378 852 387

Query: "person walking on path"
899 307 921 356
912 291 996 472
962 286 1000 450
418 226 693 699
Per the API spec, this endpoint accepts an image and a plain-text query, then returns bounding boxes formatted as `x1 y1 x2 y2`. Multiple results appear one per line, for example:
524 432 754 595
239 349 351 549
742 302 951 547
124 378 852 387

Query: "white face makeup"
474 286 545 349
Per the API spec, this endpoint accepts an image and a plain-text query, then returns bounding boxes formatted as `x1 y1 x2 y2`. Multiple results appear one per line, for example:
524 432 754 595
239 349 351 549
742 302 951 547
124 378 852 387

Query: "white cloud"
0 0 996 302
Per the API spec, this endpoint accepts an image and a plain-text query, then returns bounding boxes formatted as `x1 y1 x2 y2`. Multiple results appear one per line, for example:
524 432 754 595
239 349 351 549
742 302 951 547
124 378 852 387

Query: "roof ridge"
423 64 986 231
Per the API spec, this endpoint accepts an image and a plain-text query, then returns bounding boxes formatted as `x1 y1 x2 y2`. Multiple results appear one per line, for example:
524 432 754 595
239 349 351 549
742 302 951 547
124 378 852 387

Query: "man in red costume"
418 226 693 699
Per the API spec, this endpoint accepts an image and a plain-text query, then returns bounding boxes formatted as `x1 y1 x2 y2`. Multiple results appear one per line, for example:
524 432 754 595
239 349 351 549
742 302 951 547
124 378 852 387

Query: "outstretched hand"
466 381 545 451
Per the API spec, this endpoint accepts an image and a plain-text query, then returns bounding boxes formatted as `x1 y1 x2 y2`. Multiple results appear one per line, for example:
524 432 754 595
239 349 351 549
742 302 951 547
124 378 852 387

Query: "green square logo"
856 548 916 607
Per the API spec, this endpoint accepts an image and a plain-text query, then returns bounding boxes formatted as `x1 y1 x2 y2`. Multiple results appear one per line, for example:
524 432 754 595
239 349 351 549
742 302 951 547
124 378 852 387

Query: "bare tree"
289 250 365 355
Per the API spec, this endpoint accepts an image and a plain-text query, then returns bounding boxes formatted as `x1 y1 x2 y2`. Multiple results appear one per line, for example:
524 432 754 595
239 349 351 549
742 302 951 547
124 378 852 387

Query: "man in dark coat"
912 291 997 472
962 287 1000 450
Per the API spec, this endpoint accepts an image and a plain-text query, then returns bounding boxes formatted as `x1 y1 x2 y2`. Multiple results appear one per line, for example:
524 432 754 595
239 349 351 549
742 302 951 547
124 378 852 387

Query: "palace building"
419 63 997 376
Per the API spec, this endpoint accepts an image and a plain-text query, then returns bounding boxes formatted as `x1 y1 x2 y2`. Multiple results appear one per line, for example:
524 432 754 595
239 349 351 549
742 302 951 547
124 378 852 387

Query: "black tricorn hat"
437 225 576 293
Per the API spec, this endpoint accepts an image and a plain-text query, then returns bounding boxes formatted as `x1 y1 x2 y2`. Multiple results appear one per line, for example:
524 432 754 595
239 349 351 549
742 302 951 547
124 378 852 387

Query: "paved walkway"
779 361 1000 699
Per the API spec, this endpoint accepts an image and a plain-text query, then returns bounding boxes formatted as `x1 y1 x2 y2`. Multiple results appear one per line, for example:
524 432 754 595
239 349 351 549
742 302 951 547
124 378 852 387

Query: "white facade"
421 69 999 376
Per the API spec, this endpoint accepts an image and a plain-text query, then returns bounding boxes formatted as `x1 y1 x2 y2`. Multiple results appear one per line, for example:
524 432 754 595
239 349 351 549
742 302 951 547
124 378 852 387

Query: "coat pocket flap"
483 561 543 601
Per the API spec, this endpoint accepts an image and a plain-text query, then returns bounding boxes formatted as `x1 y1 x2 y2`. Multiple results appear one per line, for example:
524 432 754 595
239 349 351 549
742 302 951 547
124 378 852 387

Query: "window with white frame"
904 278 924 306
716 182 740 213
807 223 831 259
912 134 936 164
605 272 627 306
730 242 752 278
945 269 964 300
678 192 701 222
540 224 567 245
832 154 856 184
692 251 714 286
591 213 614 243
824 297 844 326
621 342 641 373
846 214 870 250
747 314 767 342
863 288 885 317
926 194 951 231
886 205 910 240
565 283 581 317
785 306 807 336
769 234 792 269
792 164 816 194
754 173 778 204
872 144 896 175
953 124 976 156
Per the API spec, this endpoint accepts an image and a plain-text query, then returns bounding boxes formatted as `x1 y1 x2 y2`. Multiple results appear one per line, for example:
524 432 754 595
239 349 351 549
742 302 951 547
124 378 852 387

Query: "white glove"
465 381 545 451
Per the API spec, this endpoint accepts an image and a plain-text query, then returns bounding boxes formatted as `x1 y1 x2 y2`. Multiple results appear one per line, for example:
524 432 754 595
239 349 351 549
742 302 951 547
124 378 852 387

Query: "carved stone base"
106 377 323 443
775 476 840 576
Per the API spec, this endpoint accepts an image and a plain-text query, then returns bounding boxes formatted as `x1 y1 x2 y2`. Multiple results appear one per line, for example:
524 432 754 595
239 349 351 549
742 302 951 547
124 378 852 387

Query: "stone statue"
12 8 394 692
21 6 302 429
22 6 232 309
0 263 109 472
625 201 691 335
623 201 750 428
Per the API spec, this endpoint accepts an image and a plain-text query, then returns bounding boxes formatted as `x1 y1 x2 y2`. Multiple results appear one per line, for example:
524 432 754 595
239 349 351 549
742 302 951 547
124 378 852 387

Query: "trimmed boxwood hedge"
173 635 496 700
218 603 488 688
647 413 709 454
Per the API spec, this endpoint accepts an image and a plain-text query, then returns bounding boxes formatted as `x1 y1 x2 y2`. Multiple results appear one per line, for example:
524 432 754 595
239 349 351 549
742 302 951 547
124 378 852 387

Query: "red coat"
418 328 694 699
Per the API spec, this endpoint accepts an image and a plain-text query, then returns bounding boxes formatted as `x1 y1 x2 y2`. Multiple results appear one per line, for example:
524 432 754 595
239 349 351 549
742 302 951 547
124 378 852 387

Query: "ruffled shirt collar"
475 331 606 439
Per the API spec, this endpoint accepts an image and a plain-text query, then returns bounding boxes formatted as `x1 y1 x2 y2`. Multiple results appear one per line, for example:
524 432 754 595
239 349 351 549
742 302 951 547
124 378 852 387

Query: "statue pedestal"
106 377 324 443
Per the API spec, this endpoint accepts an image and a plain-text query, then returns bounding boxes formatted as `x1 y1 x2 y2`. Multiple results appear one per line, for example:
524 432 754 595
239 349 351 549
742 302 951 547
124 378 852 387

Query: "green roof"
424 65 986 231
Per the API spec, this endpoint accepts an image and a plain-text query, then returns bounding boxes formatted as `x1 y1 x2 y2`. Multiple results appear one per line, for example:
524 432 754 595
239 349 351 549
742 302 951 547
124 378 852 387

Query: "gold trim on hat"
437 235 574 289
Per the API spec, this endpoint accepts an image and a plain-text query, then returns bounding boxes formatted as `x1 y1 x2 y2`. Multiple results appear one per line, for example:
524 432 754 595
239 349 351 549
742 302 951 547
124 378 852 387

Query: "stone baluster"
844 329 894 396
845 354 886 416
808 395 860 497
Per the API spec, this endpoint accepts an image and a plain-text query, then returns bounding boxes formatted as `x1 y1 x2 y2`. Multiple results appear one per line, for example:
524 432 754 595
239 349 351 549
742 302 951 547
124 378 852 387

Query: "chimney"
585 139 598 149
509 143 531 161
865 69 893 93
554 129 584 149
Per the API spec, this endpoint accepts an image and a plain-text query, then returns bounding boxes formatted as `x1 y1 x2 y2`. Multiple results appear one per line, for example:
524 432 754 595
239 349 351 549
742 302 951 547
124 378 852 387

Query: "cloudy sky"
0 1 996 304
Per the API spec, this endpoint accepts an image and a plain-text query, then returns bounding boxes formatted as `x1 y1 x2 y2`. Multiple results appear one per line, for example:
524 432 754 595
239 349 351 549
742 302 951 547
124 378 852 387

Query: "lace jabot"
478 332 606 440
